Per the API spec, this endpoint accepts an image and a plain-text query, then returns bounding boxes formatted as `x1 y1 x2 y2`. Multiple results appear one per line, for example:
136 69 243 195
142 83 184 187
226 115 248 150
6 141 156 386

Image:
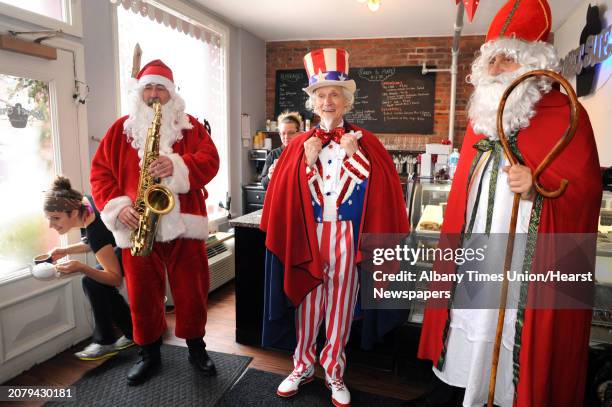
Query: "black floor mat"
45 344 251 407
217 368 406 406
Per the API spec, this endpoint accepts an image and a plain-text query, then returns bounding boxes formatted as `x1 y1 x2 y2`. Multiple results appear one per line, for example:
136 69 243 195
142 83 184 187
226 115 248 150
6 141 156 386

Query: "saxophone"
130 102 175 256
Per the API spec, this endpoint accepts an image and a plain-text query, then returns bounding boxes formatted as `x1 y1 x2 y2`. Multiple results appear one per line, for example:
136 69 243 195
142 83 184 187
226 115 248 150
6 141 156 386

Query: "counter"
229 209 266 345
229 209 262 229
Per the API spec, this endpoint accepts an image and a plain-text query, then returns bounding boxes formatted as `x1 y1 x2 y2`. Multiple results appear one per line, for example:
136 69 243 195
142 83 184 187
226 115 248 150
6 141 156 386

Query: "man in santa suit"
90 59 220 385
261 48 409 407
405 1 603 406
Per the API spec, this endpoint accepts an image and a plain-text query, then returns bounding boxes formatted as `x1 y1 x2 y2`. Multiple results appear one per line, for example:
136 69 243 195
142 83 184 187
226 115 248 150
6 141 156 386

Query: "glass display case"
592 190 612 344
405 179 451 324
404 183 612 341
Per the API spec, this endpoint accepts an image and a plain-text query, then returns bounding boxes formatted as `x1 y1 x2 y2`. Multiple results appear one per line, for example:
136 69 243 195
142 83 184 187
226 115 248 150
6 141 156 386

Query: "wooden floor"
3 281 426 406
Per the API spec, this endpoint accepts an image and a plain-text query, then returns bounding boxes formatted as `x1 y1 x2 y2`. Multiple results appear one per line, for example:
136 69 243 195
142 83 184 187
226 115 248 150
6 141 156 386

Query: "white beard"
123 94 192 158
468 68 544 140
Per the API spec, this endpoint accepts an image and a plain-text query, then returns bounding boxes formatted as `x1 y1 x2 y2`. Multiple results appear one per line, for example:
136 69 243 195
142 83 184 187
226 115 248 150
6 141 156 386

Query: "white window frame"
0 0 83 38
110 0 231 226
0 19 90 285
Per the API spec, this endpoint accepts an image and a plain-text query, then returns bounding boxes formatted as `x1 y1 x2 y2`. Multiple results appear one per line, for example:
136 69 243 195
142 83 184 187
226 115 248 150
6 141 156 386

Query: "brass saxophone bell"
143 184 175 215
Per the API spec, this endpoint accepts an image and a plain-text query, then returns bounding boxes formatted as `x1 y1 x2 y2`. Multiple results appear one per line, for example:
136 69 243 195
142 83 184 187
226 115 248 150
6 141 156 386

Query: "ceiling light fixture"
357 0 380 12
367 0 381 12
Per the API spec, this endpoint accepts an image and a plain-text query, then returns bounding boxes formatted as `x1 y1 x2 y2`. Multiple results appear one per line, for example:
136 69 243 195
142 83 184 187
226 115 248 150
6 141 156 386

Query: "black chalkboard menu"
274 69 313 121
274 66 436 134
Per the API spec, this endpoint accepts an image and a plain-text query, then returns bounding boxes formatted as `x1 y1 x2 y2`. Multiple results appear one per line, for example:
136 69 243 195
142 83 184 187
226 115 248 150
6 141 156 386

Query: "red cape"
260 124 410 306
418 90 602 407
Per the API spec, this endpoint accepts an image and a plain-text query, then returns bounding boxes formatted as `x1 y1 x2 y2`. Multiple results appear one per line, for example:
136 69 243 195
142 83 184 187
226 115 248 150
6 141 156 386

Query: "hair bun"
52 175 73 191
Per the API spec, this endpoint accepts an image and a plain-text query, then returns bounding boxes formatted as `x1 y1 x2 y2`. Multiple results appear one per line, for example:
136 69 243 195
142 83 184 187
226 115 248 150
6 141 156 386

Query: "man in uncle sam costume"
90 59 220 385
260 48 409 407
406 0 602 406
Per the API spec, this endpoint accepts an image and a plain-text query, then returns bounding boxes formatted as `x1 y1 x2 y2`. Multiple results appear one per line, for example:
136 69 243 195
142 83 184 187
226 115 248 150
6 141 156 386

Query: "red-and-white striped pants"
293 220 360 380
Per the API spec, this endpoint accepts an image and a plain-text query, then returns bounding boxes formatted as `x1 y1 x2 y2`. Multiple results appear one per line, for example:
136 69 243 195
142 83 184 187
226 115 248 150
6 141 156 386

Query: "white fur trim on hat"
138 74 175 92
161 153 190 194
100 195 133 249
304 79 356 96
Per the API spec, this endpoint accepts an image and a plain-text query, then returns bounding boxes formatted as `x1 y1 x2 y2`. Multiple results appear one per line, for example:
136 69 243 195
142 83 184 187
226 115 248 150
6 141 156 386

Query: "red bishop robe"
418 89 602 407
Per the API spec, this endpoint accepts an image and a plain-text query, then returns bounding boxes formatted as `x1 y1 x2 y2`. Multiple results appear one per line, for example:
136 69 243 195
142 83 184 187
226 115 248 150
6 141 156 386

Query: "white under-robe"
433 149 534 407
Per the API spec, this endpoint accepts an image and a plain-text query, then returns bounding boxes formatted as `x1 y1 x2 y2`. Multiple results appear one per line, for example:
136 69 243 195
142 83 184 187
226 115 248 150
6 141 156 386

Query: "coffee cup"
34 253 52 264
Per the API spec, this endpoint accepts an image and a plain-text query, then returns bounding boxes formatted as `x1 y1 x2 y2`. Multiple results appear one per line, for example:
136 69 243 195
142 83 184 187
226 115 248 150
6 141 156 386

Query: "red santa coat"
260 124 410 306
418 89 602 407
90 114 219 247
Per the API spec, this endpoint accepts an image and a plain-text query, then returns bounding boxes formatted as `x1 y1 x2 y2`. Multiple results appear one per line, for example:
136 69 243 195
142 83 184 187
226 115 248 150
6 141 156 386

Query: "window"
0 0 82 37
0 0 70 23
114 0 229 220
0 74 60 273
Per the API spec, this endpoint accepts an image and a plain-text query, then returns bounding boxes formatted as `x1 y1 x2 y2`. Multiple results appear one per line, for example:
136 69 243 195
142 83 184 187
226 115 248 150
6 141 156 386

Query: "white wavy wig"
467 38 560 139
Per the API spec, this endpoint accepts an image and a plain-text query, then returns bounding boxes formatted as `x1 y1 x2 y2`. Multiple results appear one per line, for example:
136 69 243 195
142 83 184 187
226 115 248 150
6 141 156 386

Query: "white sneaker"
276 365 315 397
114 335 135 351
74 343 118 361
326 375 351 407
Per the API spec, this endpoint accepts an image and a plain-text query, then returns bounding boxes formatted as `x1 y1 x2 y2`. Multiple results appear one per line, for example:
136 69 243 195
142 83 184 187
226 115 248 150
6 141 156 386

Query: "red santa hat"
303 48 356 96
136 59 175 92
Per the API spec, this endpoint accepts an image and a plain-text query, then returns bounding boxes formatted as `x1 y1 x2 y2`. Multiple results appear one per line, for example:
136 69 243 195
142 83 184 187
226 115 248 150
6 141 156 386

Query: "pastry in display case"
416 204 444 233
407 180 450 232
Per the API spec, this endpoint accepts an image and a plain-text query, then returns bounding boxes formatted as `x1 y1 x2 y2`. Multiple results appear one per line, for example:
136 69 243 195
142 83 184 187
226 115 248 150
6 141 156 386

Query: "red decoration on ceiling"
455 0 480 22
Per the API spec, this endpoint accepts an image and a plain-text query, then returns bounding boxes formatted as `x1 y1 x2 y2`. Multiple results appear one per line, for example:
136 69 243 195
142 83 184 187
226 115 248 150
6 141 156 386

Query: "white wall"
82 1 267 215
554 0 612 166
238 28 267 212
82 0 118 163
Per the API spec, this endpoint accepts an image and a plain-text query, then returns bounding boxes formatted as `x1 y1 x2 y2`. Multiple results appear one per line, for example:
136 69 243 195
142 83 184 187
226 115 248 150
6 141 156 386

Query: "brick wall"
266 36 485 150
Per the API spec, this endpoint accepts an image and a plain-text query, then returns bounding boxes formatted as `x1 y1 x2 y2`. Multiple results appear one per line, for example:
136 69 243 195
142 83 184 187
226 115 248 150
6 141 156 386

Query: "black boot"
186 337 216 376
126 337 162 386
402 374 464 407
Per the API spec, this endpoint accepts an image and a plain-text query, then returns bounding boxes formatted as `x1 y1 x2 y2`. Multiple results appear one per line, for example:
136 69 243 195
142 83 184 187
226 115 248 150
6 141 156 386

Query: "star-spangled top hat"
136 59 175 92
486 0 552 43
302 48 357 96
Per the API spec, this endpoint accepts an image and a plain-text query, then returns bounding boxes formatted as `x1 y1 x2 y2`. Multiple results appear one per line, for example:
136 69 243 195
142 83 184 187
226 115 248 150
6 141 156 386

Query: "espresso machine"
242 149 268 214
248 149 268 185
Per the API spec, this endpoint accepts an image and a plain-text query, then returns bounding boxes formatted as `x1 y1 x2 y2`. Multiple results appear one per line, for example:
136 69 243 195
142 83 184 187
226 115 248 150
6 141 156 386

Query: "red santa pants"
122 238 209 345
293 221 360 380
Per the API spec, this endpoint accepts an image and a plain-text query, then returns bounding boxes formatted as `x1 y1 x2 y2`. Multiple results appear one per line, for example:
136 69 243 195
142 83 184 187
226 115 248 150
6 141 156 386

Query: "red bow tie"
315 127 345 144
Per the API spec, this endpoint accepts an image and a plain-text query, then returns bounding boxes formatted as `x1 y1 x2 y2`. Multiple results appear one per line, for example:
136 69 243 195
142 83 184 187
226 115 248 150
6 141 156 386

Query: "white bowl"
31 263 58 281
